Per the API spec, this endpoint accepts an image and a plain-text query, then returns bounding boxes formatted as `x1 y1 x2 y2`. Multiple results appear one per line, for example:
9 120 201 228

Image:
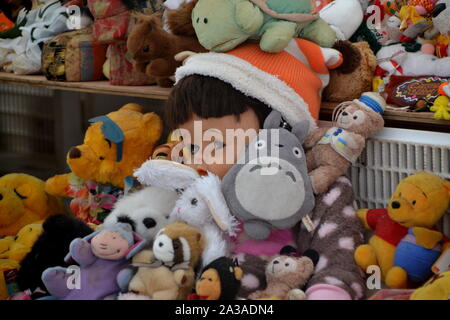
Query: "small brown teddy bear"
248 254 315 300
305 92 386 194
126 6 207 87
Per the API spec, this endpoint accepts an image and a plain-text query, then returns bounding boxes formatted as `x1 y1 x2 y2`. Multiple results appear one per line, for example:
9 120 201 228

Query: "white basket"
349 127 450 235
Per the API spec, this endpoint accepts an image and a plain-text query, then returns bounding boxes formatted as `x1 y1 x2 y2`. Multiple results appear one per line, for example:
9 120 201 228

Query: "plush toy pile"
1 0 450 302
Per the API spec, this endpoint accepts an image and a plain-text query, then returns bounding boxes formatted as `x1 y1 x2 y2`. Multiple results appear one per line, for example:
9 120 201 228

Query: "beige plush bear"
248 255 315 300
305 92 386 194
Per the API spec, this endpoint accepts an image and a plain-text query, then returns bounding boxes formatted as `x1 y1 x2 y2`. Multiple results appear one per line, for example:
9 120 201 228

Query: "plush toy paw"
385 266 408 289
354 244 378 272
287 288 306 300
259 21 297 53
41 267 72 298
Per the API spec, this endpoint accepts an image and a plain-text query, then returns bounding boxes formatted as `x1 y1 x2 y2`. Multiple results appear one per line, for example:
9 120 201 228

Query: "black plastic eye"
412 200 416 205
285 263 289 267
353 116 358 120
191 198 198 206
204 18 208 23
99 156 105 160
143 45 149 53
196 17 199 23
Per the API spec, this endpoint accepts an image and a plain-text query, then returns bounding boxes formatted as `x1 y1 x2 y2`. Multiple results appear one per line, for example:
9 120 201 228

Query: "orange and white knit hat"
175 38 343 132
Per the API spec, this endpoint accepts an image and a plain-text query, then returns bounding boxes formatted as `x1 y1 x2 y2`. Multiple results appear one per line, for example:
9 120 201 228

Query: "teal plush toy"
191 0 337 53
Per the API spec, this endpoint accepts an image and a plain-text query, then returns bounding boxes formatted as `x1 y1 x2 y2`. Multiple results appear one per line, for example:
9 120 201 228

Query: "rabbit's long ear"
194 174 240 237
134 159 199 190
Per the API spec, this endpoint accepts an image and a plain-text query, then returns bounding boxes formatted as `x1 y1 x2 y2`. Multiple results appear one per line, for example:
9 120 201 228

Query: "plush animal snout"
69 147 81 159
433 3 446 17
391 201 401 209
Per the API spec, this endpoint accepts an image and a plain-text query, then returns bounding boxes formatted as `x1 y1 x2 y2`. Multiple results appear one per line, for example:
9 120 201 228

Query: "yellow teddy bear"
0 174 65 236
355 172 450 288
45 103 162 224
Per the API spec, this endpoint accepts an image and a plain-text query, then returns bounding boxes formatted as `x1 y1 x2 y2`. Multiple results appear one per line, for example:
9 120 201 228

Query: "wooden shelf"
1 72 449 132
0 72 171 100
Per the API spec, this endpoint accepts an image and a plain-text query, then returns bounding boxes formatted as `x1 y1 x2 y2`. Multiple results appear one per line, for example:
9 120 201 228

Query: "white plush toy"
319 0 364 40
134 159 239 267
104 186 178 243
376 43 450 77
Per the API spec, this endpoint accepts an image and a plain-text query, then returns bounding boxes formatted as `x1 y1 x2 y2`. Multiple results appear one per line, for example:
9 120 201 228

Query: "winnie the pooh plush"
0 222 43 262
45 103 162 225
355 171 450 288
0 173 64 236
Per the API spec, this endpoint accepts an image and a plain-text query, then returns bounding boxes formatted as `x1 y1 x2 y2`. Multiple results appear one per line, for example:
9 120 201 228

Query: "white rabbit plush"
134 159 239 267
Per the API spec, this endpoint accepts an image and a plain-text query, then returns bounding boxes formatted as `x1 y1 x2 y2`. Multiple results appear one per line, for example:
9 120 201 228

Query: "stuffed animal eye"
412 200 416 205
191 198 198 206
99 156 105 160
196 17 199 23
285 263 289 267
143 45 149 53
353 115 358 120
255 140 265 149
204 18 208 24
14 189 27 200
292 147 302 158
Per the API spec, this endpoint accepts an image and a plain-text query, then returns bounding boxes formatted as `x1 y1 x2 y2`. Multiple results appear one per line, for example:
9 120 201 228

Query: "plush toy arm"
68 238 97 267
260 20 297 53
412 227 443 250
303 128 329 149
235 1 264 34
45 174 70 198
356 209 371 230
117 267 136 293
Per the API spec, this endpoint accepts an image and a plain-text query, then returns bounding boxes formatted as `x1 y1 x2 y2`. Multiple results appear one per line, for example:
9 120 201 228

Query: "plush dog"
119 221 205 299
45 104 162 224
305 92 385 194
0 173 65 236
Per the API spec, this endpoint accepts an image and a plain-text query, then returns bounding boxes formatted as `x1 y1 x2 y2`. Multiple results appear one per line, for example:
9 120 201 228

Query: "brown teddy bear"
248 254 315 300
323 41 377 102
305 92 386 194
126 3 207 87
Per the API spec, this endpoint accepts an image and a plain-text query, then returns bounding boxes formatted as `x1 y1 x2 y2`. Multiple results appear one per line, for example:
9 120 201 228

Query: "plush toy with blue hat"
41 223 148 300
304 92 386 194
45 104 163 224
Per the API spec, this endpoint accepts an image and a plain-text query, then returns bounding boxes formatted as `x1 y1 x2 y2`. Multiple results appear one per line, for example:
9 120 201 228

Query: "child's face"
177 108 260 179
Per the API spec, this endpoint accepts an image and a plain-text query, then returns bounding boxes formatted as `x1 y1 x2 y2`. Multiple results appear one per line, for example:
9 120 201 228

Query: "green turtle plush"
191 0 337 53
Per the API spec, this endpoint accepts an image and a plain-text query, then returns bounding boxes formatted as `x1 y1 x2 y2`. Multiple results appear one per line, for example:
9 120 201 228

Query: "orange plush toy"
355 172 450 288
45 104 162 224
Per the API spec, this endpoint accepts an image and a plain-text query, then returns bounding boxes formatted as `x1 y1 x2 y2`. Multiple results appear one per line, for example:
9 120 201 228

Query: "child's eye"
214 140 225 149
189 144 200 155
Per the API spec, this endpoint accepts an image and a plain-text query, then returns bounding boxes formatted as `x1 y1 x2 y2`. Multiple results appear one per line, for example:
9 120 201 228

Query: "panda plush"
104 186 178 244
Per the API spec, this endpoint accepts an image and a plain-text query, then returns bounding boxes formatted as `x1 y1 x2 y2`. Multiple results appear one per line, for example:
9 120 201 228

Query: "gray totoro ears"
263 110 292 130
263 110 283 129
292 120 310 143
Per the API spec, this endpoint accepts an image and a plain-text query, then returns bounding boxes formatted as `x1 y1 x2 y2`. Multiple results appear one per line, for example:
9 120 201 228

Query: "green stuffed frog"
192 0 337 53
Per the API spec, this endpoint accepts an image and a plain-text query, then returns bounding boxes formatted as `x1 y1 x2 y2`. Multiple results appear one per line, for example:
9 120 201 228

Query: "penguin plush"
188 257 243 300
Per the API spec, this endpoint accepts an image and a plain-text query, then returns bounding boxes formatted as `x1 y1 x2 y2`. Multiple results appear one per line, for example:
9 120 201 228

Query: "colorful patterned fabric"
66 174 124 225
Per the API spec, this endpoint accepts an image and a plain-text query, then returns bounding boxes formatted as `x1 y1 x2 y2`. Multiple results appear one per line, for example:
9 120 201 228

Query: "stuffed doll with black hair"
15 215 93 299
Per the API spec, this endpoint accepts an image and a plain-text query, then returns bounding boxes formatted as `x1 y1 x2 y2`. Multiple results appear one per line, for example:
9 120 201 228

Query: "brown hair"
164 75 271 130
